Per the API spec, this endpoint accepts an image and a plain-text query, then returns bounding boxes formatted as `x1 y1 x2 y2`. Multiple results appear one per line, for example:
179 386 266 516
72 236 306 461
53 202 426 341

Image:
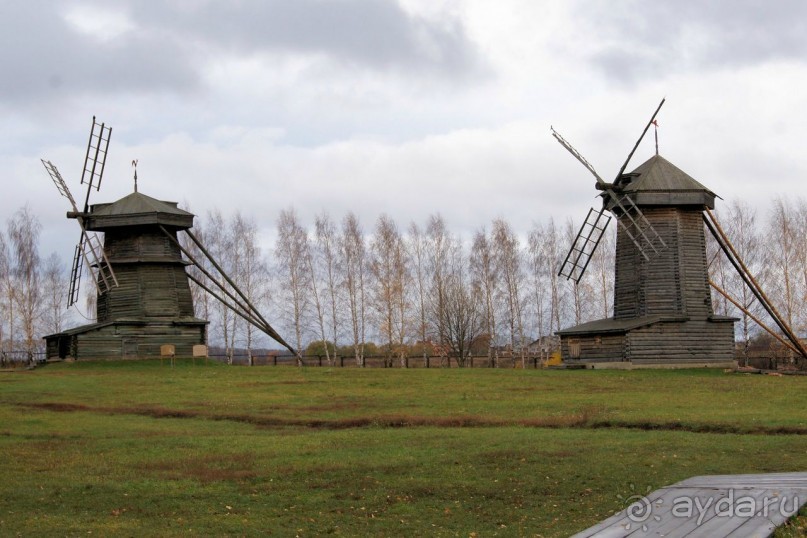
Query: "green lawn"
1 361 806 536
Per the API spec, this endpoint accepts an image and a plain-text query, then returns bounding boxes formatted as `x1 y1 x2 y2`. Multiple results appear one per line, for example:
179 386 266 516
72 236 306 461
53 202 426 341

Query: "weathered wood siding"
677 210 713 318
73 322 207 360
627 319 735 363
614 207 711 321
561 334 626 362
97 227 194 322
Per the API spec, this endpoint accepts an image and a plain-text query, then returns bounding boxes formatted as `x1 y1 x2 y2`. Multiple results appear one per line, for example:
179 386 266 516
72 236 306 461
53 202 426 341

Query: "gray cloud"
0 1 199 103
0 0 481 106
578 0 807 83
133 0 479 74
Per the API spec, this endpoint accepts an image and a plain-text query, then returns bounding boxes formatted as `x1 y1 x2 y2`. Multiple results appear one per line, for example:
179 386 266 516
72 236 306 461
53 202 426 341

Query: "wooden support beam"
159 225 296 356
709 279 799 355
704 209 807 359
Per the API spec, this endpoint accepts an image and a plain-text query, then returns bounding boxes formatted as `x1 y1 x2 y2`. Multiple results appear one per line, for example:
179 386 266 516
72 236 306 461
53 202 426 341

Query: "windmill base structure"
556 155 737 367
44 192 208 361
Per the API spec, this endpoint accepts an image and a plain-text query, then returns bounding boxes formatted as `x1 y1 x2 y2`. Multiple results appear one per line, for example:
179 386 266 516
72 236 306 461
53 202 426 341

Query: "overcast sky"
4 0 807 262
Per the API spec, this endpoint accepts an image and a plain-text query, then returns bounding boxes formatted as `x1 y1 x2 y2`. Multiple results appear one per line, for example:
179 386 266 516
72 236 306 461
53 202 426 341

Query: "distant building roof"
85 192 194 230
556 314 736 336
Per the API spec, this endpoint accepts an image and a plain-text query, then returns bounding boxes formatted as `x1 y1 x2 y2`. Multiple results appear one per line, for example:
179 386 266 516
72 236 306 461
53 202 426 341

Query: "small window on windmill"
595 336 602 347
568 340 581 359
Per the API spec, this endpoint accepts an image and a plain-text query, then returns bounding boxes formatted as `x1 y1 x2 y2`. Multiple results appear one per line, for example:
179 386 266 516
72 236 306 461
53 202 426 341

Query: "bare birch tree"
470 227 499 366
492 218 527 367
406 221 430 365
720 199 764 363
305 242 330 364
8 206 42 363
0 233 9 359
426 214 452 346
341 213 367 367
41 253 67 336
767 198 798 333
527 223 549 339
313 213 341 364
527 219 566 333
543 218 566 332
276 208 311 365
205 210 237 362
232 213 268 363
369 215 409 367
794 198 807 335
439 243 481 367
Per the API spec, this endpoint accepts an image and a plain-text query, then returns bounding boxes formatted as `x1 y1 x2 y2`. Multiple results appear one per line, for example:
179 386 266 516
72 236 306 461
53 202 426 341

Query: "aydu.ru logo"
670 488 800 526
618 484 800 531
617 484 662 531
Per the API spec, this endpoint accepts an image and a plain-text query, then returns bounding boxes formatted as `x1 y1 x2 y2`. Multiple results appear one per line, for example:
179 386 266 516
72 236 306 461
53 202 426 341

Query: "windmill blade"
80 116 112 211
558 207 612 282
42 158 118 305
83 231 118 293
606 191 666 261
67 239 84 307
41 159 80 212
68 224 119 305
615 97 665 180
551 126 606 186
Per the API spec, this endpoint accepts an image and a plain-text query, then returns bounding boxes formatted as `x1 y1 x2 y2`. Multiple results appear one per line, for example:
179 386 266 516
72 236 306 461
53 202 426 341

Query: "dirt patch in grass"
26 402 92 412
296 401 367 412
268 400 368 413
22 401 807 436
236 380 319 387
138 453 258 484
589 420 807 436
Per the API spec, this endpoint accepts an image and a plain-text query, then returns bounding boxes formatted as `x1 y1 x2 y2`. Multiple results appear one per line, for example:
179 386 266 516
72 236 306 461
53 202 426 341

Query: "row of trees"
2 197 806 364
189 208 615 366
0 206 69 362
191 196 807 365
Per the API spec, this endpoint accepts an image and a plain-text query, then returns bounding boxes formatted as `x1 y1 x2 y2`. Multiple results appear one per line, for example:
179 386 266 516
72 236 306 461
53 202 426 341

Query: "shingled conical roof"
85 191 195 230
621 155 714 193
611 155 718 208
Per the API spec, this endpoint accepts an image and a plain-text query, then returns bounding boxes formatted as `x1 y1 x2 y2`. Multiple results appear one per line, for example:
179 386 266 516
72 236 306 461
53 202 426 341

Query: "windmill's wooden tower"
552 101 736 366
45 191 208 360
557 155 736 365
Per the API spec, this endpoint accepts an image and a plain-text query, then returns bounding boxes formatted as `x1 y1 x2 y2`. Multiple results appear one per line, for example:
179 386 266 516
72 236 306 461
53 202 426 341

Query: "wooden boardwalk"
572 472 807 537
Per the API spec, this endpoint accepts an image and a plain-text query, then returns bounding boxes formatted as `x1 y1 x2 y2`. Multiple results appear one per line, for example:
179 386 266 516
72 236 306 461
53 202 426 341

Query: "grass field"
1 360 806 536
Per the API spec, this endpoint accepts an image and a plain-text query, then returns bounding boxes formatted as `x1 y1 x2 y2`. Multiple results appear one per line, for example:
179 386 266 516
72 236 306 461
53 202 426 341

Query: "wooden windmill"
552 101 737 366
42 117 294 361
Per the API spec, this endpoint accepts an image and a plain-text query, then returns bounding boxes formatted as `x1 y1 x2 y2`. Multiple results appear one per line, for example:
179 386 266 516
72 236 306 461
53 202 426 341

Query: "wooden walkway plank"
571 472 807 538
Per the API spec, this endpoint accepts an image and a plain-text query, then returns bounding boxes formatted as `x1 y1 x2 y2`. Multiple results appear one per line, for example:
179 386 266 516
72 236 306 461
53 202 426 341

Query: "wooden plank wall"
614 207 713 322
74 323 207 360
628 320 735 363
561 334 626 362
562 319 735 364
98 227 195 322
677 210 713 318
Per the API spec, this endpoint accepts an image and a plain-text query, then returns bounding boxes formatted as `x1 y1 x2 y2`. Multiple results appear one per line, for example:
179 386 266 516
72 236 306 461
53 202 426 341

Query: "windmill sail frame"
42 156 118 306
553 98 669 281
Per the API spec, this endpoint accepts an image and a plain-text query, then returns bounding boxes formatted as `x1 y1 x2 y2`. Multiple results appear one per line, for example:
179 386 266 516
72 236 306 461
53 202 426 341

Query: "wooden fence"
209 354 555 368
